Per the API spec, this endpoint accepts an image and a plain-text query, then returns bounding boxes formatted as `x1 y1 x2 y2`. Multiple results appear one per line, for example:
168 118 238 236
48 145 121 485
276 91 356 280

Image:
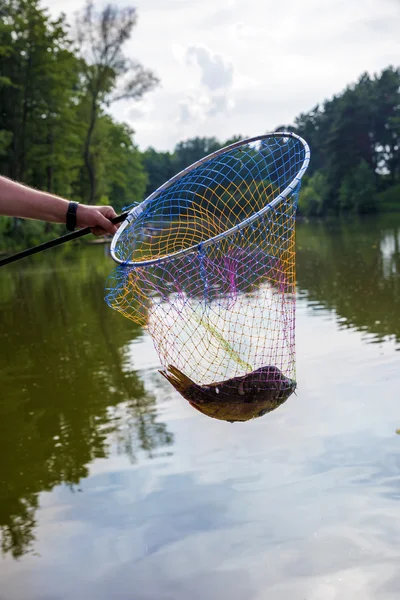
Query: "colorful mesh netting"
105 133 310 421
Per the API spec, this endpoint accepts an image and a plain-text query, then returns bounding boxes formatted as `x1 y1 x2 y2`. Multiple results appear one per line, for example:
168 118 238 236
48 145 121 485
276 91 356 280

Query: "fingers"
76 204 119 236
98 205 118 220
93 211 118 235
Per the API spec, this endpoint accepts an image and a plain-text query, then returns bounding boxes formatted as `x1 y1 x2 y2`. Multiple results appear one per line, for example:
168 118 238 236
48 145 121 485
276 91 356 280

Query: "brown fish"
160 364 296 423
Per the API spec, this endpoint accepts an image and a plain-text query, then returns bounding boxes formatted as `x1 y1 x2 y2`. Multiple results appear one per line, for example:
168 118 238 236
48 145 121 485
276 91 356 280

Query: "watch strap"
66 202 79 232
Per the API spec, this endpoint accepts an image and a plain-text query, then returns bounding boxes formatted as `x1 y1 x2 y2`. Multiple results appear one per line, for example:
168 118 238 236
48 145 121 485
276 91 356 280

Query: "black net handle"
0 212 128 268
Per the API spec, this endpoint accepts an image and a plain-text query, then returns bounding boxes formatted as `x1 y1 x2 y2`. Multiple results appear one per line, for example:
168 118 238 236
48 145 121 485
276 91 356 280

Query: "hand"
76 204 119 236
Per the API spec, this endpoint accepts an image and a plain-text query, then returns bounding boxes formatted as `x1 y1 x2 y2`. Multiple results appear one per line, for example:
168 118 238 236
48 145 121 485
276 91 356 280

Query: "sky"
44 0 400 152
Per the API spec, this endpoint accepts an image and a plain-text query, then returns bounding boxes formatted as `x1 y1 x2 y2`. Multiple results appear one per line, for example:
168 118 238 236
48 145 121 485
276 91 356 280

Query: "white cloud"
185 46 233 91
174 46 235 126
45 0 400 151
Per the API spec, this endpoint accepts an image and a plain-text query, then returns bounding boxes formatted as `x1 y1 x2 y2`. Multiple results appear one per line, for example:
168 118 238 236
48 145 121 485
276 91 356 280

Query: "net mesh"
105 134 308 421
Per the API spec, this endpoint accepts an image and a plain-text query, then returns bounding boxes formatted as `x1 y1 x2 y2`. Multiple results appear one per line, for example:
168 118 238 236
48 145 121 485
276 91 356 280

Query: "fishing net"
105 133 310 421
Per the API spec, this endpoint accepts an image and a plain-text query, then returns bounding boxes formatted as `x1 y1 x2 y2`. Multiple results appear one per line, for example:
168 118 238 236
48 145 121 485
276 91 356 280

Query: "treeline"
293 67 400 216
0 0 399 252
142 68 400 218
110 67 400 219
141 135 243 197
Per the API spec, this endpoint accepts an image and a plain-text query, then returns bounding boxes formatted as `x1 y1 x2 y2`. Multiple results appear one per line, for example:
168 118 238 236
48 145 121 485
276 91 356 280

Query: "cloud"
175 46 234 126
177 92 232 126
177 102 192 125
186 46 233 91
45 0 400 151
206 94 230 117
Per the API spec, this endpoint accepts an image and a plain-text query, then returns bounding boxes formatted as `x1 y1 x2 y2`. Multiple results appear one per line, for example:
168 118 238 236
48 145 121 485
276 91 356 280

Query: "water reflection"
0 247 173 559
296 213 400 346
1 211 400 572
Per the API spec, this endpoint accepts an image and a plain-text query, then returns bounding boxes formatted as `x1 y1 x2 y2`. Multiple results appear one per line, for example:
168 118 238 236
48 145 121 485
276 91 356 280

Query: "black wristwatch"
66 201 79 231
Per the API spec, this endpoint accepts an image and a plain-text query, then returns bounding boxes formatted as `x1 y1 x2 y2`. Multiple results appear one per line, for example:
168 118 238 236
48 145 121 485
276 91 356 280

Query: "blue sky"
45 0 400 151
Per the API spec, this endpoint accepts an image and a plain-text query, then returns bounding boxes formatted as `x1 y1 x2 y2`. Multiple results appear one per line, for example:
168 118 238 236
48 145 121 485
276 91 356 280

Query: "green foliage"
142 148 175 196
75 0 159 203
338 160 377 213
89 115 148 213
376 183 400 212
294 66 400 215
0 216 9 240
0 131 12 157
173 136 223 172
0 0 152 250
142 136 244 197
0 0 86 195
298 171 328 216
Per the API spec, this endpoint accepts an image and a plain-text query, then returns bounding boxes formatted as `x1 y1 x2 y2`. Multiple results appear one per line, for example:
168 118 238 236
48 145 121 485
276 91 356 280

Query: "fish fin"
160 365 195 392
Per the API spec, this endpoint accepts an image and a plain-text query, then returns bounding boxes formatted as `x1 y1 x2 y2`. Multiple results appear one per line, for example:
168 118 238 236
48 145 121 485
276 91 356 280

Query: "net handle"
110 131 310 268
0 212 127 268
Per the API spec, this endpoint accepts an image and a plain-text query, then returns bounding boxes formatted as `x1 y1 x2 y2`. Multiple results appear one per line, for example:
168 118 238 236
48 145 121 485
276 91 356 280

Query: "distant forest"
0 0 399 250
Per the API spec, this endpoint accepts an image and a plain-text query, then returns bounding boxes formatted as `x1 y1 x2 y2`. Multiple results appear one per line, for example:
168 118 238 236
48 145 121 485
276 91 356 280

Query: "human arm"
0 175 118 236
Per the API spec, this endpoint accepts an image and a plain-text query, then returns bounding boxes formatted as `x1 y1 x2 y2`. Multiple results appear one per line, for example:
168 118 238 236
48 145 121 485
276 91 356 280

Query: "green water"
0 214 399 599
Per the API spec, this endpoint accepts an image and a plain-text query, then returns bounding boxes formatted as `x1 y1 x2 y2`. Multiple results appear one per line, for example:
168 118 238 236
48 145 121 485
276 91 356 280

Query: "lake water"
1 213 400 600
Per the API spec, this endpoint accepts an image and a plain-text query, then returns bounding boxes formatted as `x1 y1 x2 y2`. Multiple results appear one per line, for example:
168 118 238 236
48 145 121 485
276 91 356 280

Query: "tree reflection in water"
0 246 173 559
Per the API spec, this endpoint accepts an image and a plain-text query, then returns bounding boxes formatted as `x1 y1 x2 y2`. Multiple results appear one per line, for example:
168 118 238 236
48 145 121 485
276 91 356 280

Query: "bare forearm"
0 175 118 235
0 176 69 223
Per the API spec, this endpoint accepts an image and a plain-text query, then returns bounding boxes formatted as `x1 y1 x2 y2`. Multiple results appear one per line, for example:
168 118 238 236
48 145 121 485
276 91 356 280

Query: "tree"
141 136 244 197
141 148 175 196
75 1 159 203
371 67 400 183
91 116 148 212
0 0 154 250
173 136 225 173
0 0 81 185
292 66 400 215
294 106 327 175
338 159 377 213
298 171 328 216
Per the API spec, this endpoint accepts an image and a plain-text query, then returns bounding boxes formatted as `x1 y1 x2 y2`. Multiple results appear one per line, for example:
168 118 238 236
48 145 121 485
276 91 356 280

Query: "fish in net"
105 132 310 422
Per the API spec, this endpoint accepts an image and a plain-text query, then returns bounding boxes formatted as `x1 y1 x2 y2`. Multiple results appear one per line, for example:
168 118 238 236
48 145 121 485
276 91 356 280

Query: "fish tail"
159 365 195 392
